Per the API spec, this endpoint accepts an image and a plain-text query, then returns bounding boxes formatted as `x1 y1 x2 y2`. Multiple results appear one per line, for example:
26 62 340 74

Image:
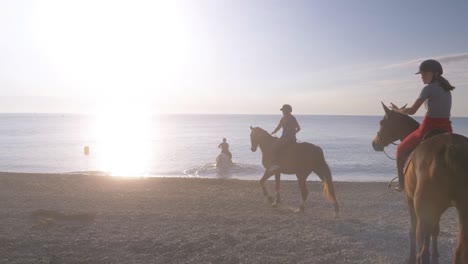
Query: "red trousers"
396 115 452 160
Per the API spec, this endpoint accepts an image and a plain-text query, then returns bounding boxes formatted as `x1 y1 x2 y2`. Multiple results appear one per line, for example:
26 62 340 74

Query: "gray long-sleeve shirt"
418 82 451 118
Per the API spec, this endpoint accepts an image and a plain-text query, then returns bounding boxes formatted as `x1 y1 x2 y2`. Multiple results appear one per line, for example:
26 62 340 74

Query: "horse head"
250 126 259 152
250 126 272 152
372 102 420 151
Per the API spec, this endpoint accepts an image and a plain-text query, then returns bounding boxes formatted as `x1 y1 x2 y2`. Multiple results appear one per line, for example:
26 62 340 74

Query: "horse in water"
250 126 339 217
216 153 233 168
372 103 468 264
215 153 233 175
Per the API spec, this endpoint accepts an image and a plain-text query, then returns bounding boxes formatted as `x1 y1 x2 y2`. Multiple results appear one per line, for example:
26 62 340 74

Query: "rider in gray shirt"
418 82 452 118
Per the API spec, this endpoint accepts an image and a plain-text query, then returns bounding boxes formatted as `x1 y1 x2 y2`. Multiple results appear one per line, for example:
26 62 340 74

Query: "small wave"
65 170 111 176
184 162 263 179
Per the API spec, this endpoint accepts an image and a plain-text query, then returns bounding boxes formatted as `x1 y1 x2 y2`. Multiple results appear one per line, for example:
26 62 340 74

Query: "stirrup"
388 177 402 192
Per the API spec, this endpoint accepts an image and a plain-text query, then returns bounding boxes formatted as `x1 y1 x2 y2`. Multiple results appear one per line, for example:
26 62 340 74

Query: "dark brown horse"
250 126 339 217
372 103 468 264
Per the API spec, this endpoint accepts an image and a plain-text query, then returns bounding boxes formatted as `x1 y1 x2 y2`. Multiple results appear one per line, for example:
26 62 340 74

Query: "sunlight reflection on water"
92 104 161 177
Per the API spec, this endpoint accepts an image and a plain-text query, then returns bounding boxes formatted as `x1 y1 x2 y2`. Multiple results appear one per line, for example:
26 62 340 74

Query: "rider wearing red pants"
392 59 455 190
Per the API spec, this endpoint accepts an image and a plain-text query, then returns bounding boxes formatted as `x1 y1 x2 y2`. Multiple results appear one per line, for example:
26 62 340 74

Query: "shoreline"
0 172 459 263
0 171 391 183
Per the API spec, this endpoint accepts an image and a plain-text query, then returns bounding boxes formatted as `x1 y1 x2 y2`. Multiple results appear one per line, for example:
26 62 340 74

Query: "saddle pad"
404 131 450 174
403 151 416 174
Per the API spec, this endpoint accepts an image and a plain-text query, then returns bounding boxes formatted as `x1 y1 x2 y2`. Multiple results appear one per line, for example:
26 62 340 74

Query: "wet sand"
0 172 459 264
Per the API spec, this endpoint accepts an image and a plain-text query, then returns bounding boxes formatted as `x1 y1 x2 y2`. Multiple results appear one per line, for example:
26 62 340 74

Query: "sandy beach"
0 172 460 264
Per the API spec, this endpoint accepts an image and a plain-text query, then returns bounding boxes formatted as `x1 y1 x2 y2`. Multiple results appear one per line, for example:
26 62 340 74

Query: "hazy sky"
1 0 468 116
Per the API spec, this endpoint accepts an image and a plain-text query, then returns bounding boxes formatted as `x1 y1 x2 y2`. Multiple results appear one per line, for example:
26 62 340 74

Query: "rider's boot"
396 156 407 191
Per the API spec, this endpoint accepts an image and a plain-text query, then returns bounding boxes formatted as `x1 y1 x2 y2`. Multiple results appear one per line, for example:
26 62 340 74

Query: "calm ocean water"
1 114 468 182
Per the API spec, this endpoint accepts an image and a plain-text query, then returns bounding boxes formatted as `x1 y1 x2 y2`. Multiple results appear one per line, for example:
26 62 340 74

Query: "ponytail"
433 75 455 91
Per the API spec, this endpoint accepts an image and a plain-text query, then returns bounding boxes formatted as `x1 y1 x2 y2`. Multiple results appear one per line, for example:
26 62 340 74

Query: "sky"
1 0 468 116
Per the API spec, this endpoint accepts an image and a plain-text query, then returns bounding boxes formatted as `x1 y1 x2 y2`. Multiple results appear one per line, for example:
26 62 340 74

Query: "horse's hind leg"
454 204 468 264
431 216 441 263
415 196 437 264
407 198 417 264
295 174 308 213
416 218 431 264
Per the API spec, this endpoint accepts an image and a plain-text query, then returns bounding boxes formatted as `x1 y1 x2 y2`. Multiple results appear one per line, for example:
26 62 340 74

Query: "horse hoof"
417 253 430 264
407 254 416 264
267 196 274 204
294 208 305 213
271 202 280 208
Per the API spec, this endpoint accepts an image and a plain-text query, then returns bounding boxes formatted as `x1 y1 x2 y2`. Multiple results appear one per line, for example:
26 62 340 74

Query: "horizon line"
1 112 467 118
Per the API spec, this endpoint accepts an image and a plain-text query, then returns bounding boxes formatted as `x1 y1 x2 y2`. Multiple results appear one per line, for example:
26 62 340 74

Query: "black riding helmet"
280 104 292 113
415 59 443 75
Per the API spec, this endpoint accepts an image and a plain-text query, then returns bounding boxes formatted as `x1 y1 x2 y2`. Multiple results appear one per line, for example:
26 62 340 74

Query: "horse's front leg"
295 174 308 213
259 170 275 204
271 173 281 207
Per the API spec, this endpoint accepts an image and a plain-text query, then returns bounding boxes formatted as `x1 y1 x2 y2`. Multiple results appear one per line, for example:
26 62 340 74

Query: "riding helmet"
280 104 292 112
415 59 443 75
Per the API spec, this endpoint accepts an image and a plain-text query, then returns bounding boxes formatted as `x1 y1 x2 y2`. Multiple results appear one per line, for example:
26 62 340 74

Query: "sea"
1 114 468 182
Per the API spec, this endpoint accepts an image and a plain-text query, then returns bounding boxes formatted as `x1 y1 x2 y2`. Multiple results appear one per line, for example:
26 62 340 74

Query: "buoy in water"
84 146 90 156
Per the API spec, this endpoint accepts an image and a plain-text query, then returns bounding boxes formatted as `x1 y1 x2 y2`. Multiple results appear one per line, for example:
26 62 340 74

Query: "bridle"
375 133 401 191
375 130 399 160
383 142 398 160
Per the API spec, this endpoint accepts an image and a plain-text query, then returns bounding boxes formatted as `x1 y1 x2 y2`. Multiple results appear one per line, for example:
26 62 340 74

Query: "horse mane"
390 110 420 130
253 127 272 137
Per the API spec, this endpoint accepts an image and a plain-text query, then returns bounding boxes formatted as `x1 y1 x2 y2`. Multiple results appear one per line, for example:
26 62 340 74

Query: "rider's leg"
396 130 423 190
269 138 285 171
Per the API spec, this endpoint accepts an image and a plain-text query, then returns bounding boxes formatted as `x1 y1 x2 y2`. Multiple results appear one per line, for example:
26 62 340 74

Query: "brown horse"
372 103 468 264
250 126 339 217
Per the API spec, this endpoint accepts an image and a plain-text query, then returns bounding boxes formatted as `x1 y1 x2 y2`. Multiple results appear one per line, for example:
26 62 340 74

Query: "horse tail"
444 138 468 203
445 142 468 185
314 147 339 210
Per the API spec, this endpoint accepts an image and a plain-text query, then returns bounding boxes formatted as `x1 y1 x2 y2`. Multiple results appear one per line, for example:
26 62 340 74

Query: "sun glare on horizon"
93 98 158 177
31 1 186 175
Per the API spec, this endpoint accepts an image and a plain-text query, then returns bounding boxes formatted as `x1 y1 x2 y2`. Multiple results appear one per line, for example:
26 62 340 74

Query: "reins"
376 111 419 193
382 142 401 192
383 142 398 160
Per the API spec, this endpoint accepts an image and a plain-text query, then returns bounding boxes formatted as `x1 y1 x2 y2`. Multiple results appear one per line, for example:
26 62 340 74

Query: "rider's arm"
296 124 301 134
293 116 300 134
392 98 424 115
271 118 283 135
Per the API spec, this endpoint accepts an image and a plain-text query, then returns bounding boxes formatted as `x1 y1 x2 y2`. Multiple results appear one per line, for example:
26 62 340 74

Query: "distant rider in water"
269 104 301 172
218 138 232 161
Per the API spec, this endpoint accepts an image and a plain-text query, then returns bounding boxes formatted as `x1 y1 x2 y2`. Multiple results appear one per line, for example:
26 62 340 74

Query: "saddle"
403 129 449 174
275 139 298 157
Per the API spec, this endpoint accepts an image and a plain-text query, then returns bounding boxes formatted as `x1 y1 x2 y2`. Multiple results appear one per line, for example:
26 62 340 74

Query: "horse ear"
381 102 390 114
250 126 253 130
402 104 407 109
